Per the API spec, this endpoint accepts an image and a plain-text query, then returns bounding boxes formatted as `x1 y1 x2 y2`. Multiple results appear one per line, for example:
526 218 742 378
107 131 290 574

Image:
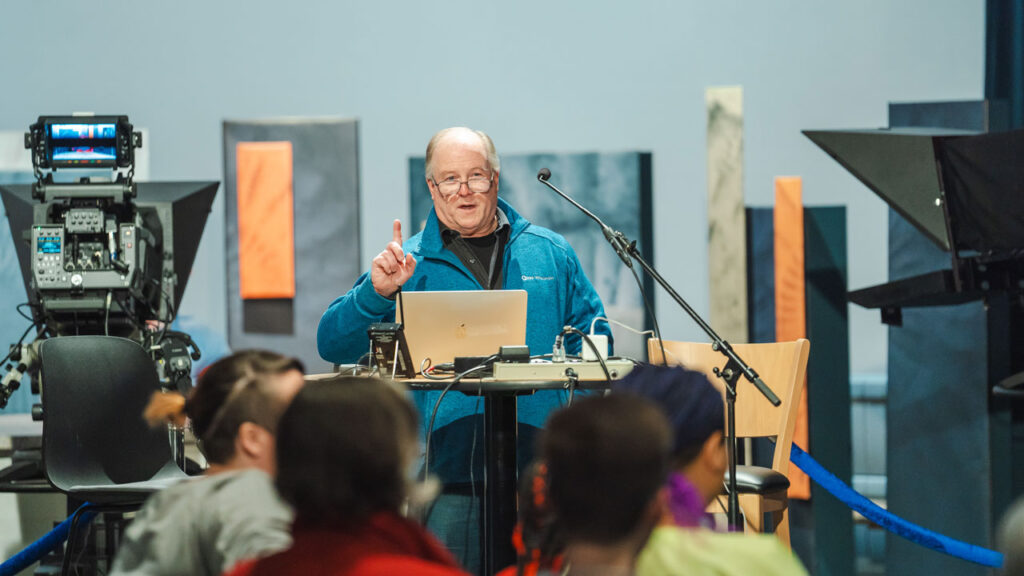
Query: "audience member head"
273 376 419 529
145 350 305 473
998 496 1024 575
541 394 671 565
614 364 726 509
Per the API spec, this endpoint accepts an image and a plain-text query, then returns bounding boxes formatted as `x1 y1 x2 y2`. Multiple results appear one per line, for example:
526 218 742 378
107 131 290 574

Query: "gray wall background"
0 0 984 378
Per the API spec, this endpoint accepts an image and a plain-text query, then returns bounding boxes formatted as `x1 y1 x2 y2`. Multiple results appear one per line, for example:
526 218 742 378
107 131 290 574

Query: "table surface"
0 414 41 437
308 360 633 392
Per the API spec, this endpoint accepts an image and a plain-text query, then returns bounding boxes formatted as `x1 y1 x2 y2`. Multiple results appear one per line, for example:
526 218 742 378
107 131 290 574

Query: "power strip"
491 360 635 381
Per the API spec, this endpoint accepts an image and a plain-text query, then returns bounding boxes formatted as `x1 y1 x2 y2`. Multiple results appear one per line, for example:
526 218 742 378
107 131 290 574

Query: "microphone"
535 167 633 268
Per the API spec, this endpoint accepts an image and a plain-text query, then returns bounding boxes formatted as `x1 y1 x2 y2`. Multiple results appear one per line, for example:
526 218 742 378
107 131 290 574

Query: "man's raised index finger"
392 219 403 245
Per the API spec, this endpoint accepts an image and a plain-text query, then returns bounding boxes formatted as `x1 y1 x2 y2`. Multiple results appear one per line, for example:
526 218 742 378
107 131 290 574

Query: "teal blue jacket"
317 199 611 481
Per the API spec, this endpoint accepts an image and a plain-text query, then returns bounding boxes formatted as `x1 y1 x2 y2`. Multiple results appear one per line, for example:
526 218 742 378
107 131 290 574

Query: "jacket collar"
419 197 527 256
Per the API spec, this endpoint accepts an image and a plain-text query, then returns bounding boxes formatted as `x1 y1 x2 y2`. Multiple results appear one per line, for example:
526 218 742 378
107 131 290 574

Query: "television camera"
0 115 217 408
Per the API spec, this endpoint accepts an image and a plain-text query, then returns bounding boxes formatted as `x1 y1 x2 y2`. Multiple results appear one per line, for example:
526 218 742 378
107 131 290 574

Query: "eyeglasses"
432 173 493 197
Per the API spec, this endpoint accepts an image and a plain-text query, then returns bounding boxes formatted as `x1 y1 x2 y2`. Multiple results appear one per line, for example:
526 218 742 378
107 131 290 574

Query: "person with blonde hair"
109 350 305 576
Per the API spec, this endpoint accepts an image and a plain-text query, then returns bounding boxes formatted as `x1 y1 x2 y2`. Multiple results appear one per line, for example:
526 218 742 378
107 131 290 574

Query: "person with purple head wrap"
614 364 725 528
614 364 809 576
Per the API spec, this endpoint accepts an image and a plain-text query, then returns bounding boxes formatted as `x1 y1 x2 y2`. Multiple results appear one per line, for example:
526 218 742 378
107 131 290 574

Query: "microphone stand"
537 170 781 530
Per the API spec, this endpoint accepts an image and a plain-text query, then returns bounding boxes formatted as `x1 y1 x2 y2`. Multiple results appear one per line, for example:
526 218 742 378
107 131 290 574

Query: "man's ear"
426 178 438 201
236 422 271 459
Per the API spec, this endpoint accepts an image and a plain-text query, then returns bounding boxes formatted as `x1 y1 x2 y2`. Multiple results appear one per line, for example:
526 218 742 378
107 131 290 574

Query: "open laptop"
396 289 528 372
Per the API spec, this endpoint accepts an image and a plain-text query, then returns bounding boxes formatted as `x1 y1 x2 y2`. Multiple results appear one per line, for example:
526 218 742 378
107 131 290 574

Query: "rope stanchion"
0 503 97 576
790 444 1003 568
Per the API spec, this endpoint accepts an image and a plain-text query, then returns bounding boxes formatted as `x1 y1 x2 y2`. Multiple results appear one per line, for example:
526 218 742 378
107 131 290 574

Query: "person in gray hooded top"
109 350 305 576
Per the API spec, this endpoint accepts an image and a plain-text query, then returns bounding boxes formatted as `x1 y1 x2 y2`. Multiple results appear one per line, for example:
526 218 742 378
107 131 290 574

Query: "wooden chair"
648 338 810 546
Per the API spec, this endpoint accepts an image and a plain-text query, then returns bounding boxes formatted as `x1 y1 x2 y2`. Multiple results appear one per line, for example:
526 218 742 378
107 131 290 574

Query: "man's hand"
371 219 417 298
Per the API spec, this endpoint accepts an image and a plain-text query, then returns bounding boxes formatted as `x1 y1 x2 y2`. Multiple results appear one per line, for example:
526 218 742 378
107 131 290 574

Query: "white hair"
424 127 500 180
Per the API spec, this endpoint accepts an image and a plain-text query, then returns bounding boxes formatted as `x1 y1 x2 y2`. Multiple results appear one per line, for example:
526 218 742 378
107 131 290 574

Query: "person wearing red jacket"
225 376 469 576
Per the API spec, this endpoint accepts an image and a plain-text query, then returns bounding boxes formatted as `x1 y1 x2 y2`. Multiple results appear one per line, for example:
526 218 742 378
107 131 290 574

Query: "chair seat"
60 461 188 504
725 465 790 494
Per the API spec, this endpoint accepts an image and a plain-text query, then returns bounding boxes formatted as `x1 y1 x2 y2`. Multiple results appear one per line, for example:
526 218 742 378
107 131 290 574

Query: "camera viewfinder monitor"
49 122 118 167
27 115 135 170
48 121 118 168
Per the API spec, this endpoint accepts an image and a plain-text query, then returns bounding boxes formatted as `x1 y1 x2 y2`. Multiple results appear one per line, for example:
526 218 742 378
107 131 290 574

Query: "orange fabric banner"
774 176 810 500
237 141 296 300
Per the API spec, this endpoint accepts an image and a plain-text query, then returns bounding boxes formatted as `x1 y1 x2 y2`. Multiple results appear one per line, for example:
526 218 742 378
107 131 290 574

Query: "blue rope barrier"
790 444 1003 568
0 504 97 576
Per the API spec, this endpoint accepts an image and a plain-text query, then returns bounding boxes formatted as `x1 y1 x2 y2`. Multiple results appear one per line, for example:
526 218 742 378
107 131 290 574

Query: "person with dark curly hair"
538 393 673 576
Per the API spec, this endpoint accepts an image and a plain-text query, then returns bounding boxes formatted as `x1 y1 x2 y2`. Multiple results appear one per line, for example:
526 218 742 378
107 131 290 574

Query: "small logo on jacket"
521 275 554 281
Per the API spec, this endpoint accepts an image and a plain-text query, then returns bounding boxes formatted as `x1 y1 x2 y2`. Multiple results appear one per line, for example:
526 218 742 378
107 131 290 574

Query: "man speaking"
316 126 611 569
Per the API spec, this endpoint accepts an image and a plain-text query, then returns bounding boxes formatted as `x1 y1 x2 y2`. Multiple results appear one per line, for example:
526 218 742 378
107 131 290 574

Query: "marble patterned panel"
706 86 748 344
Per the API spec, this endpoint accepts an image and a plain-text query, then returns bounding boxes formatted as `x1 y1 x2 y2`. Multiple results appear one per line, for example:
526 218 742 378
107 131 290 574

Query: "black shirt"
440 213 510 290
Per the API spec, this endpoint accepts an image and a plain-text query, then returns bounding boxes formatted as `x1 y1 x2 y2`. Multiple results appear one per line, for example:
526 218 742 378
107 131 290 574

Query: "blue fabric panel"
743 207 783 546
804 206 854 576
886 209 991 576
745 207 775 344
985 0 1024 129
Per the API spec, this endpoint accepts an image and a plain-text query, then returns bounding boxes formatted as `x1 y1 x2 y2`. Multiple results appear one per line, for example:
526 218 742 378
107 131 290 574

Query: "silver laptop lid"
397 289 528 372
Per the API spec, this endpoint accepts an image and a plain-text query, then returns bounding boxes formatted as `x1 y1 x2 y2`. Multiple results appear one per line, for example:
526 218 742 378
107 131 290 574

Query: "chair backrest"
648 338 810 474
40 336 176 491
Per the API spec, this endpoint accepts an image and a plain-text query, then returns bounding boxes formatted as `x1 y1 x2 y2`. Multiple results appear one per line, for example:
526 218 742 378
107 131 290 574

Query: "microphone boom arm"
536 168 780 532
538 169 633 268
535 168 777 404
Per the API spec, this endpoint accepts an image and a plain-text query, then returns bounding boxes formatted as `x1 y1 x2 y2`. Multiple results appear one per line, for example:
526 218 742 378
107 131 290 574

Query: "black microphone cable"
628 262 667 366
15 302 35 322
465 384 483 563
564 367 579 407
0 321 40 368
557 323 610 403
422 355 499 483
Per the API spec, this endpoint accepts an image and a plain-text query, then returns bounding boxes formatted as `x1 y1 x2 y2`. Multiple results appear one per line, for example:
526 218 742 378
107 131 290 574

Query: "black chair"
39 336 189 574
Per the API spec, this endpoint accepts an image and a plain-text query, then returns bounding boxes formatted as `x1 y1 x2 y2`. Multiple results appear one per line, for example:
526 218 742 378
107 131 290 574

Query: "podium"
403 375 621 576
306 361 636 573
